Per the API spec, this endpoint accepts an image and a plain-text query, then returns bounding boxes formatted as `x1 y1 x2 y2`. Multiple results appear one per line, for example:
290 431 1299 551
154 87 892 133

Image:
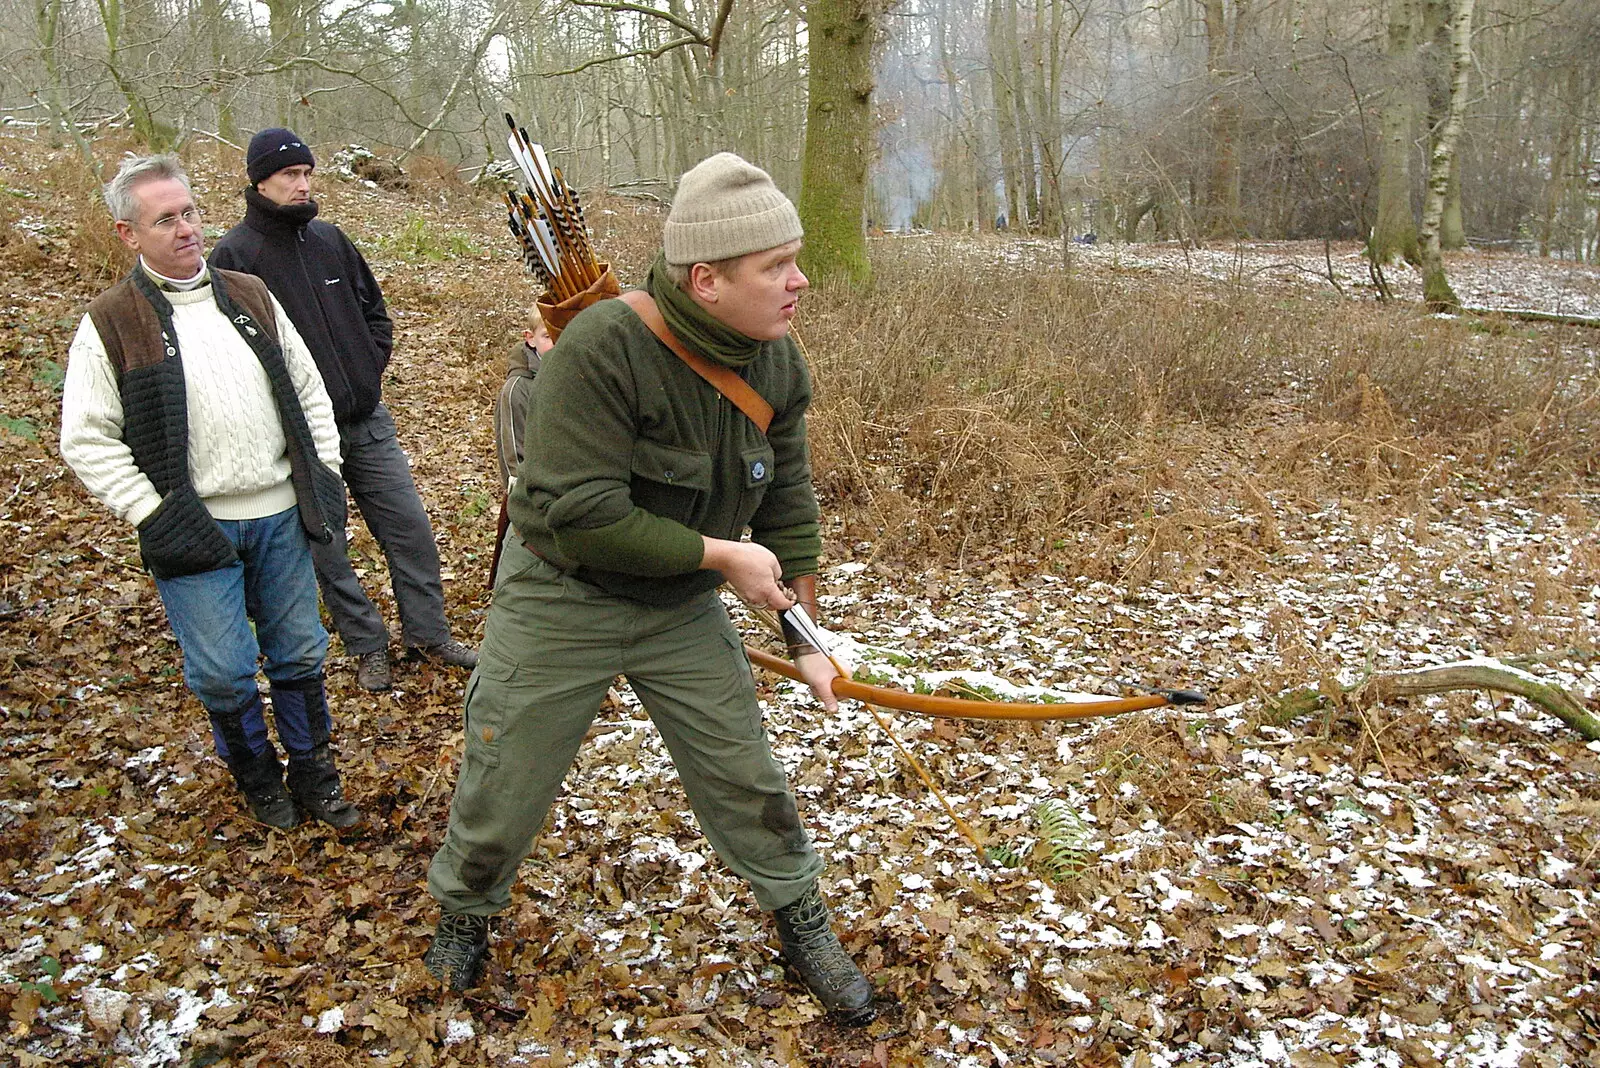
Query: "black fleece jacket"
209 189 394 424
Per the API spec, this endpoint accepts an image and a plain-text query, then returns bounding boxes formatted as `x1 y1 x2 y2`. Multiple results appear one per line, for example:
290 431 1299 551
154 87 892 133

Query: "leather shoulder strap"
619 290 774 435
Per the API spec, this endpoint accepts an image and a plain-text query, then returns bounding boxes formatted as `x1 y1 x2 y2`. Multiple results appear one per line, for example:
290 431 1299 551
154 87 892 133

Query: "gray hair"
103 154 192 222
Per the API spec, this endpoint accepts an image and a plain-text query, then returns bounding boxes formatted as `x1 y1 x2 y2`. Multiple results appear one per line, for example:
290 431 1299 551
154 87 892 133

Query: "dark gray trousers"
311 403 450 654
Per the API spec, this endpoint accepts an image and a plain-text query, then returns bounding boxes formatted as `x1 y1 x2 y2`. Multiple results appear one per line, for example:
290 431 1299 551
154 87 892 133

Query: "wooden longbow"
743 645 1202 721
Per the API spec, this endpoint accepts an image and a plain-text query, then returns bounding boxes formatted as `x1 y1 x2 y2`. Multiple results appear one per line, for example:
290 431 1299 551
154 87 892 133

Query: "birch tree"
1417 0 1474 308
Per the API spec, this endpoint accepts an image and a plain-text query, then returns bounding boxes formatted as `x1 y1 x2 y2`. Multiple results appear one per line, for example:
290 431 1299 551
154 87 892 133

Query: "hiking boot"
286 743 362 828
773 883 876 1025
409 640 478 670
245 783 301 829
357 649 393 691
226 742 300 830
424 912 490 992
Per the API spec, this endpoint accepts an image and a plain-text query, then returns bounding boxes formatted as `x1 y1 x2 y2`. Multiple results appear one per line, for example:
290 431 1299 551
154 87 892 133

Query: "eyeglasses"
142 207 203 232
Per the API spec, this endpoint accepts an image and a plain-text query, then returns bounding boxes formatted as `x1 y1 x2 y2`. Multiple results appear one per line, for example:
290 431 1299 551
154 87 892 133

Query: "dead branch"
1502 649 1600 668
180 129 245 152
1269 658 1600 740
565 0 707 40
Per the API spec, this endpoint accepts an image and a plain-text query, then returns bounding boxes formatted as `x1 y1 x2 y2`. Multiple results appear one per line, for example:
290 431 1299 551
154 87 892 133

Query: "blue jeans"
155 506 329 758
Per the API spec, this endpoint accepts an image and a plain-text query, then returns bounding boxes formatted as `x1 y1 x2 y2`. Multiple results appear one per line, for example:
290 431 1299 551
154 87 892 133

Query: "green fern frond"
986 842 1025 868
1032 798 1095 884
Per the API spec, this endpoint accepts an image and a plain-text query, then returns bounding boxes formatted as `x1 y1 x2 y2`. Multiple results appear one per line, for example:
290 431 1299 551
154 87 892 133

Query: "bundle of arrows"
501 112 616 330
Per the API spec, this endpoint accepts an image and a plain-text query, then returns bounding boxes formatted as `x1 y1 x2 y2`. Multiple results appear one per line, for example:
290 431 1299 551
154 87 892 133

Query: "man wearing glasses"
60 154 362 829
210 128 477 692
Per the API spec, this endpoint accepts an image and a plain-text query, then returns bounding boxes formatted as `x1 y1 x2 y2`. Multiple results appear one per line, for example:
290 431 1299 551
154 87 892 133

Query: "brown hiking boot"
408 640 478 670
357 649 393 691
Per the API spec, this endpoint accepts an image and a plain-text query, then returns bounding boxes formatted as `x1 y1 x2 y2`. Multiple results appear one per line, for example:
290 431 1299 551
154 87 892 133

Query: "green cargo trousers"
428 539 825 916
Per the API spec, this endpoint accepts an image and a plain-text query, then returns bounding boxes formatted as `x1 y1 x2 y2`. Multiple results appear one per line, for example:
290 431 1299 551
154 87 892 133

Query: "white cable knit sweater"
60 277 342 527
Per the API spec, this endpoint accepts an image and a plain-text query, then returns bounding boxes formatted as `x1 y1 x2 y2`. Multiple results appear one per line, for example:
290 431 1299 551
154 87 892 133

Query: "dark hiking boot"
215 697 298 829
773 883 876 1025
238 751 300 829
408 640 479 670
286 743 362 828
246 783 300 829
227 745 300 830
357 649 393 691
424 912 489 992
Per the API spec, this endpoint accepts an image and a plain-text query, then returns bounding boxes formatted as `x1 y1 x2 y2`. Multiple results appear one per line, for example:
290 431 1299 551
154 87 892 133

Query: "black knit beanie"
246 128 315 185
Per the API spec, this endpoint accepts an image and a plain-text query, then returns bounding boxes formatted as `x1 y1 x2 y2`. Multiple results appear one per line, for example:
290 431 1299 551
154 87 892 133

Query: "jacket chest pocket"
630 438 713 525
739 443 775 515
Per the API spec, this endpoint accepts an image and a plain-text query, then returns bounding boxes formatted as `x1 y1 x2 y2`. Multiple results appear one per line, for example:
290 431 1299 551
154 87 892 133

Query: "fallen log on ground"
1269 656 1600 740
1461 306 1600 329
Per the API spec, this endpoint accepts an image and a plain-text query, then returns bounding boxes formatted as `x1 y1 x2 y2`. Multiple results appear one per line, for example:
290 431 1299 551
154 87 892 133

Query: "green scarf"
645 253 761 369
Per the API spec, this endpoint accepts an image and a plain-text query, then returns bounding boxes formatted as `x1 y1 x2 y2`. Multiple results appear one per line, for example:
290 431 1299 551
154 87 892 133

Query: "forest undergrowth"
4 131 1600 1066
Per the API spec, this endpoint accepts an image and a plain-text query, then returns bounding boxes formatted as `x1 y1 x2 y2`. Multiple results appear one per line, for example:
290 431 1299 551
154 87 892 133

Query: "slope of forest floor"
3 132 1600 1067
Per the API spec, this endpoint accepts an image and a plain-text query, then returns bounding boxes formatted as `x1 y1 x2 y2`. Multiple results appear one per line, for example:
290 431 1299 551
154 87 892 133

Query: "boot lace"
778 888 861 994
425 913 488 985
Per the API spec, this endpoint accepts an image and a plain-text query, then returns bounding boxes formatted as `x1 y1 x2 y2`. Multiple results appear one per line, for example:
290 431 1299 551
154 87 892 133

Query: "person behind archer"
493 306 554 497
209 128 477 693
488 307 555 586
421 153 877 1024
60 154 360 829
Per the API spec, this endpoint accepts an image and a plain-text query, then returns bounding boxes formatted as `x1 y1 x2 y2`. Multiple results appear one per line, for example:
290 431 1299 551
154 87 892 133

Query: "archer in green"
422 153 876 1025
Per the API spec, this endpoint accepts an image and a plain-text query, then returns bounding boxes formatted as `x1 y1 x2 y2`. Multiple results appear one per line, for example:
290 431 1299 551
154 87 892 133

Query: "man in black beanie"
211 128 477 691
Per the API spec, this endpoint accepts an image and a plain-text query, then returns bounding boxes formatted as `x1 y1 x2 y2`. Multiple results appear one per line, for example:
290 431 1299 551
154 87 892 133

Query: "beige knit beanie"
663 153 803 265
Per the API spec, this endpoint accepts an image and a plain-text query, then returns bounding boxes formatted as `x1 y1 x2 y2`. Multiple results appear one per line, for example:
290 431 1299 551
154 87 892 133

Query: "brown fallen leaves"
5 130 1600 1066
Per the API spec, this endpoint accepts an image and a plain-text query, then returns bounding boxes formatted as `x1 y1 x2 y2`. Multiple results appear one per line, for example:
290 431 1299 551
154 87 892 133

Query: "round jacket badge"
750 460 767 481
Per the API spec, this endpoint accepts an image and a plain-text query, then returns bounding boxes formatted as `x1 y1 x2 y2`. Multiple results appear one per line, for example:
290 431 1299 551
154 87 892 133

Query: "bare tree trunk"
199 0 238 143
95 0 169 148
34 0 99 170
1418 0 1474 311
1029 0 1064 237
1200 0 1244 239
1371 0 1421 265
1000 0 1039 227
1421 0 1466 250
263 0 309 125
1440 156 1465 249
987 0 1023 229
1539 67 1580 259
797 0 879 285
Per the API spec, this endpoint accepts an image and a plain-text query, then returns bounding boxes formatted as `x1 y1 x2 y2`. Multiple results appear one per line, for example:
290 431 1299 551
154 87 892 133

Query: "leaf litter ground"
3 134 1599 1066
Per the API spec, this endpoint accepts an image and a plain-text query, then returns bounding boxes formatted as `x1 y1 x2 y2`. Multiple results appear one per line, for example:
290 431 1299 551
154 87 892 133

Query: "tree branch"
565 0 708 41
1460 306 1600 329
540 36 704 77
401 8 510 159
707 0 735 58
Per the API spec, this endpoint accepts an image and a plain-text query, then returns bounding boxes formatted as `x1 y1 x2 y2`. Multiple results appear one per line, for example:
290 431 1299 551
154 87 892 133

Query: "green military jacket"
508 296 821 606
